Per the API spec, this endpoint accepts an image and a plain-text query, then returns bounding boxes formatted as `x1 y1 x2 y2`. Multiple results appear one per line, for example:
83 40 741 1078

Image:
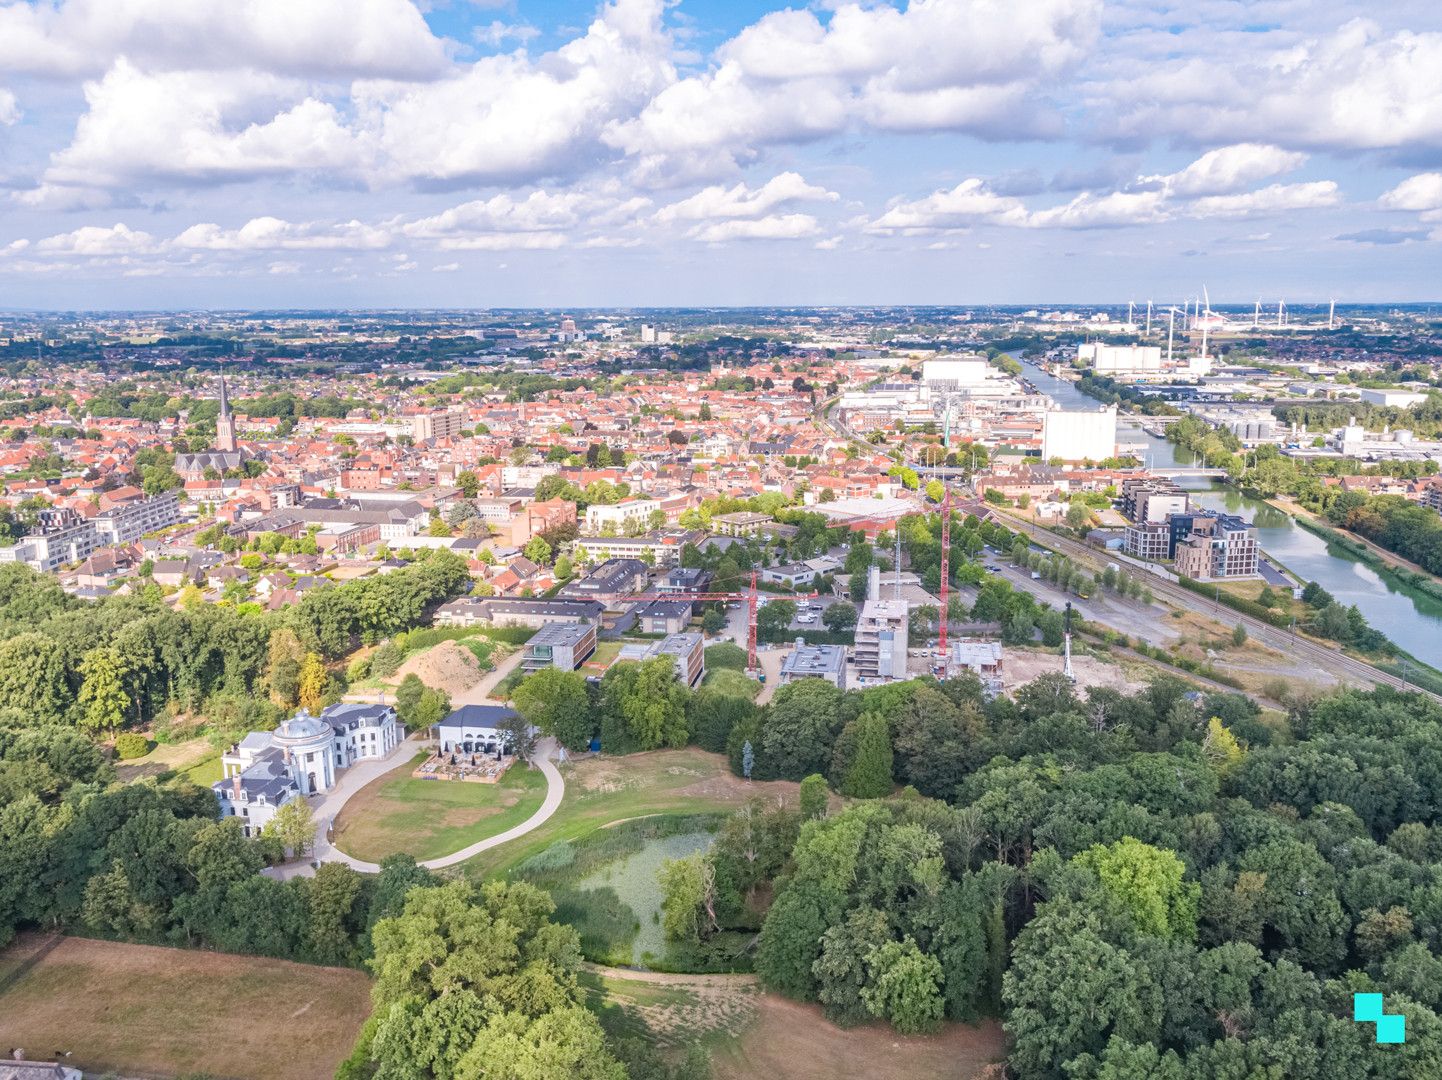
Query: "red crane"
938 485 951 672
624 568 817 674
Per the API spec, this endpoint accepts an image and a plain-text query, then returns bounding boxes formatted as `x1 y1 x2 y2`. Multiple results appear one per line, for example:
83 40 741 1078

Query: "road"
993 508 1435 699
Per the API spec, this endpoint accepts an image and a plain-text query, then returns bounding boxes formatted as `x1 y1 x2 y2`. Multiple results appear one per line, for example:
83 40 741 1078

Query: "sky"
1 0 1441 309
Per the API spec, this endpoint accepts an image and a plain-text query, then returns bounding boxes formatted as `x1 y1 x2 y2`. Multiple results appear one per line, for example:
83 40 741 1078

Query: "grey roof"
439 703 518 730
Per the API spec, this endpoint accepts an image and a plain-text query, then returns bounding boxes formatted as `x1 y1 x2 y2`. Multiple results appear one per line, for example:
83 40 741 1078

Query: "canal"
1021 357 1442 665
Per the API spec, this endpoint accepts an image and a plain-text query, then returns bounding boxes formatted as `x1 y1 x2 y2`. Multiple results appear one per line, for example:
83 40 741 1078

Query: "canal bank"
1022 357 1442 669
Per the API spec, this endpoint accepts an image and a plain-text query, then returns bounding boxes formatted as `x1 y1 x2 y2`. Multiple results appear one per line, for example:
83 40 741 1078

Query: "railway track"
992 509 1438 701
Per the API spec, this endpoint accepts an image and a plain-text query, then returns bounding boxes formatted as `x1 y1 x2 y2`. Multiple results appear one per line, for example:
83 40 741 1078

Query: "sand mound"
394 640 481 696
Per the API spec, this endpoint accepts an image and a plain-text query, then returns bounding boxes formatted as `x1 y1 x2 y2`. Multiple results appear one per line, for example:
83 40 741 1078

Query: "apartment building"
521 621 598 672
93 491 182 545
584 497 659 534
1172 513 1260 580
617 631 706 687
435 597 604 629
0 507 99 572
411 407 466 442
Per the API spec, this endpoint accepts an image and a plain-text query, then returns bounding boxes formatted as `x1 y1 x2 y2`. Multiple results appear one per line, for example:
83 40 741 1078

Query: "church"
176 366 249 480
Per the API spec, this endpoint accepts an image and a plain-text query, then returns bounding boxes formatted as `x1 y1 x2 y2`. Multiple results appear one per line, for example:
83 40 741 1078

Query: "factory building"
1040 405 1117 462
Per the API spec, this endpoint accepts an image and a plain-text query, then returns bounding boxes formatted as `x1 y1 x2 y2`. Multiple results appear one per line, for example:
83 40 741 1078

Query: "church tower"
215 366 237 453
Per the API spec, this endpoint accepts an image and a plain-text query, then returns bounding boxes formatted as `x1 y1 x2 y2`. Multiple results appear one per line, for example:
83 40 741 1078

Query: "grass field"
0 933 371 1080
115 737 218 784
466 748 801 880
584 967 1005 1080
332 752 549 862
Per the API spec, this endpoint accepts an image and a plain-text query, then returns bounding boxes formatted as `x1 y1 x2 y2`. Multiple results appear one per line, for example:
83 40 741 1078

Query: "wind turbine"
1128 299 1135 328
1276 299 1285 328
1328 298 1336 330
1166 306 1179 364
1253 298 1261 328
1145 300 1153 336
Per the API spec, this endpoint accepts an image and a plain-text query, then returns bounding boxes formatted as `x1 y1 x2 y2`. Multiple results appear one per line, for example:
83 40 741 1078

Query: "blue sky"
1 0 1441 308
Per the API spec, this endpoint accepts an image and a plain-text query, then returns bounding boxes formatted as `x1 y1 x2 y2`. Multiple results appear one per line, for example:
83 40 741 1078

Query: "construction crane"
624 569 817 674
938 484 951 674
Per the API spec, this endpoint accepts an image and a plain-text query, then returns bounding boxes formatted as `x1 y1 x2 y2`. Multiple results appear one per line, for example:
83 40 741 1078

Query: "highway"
991 508 1438 700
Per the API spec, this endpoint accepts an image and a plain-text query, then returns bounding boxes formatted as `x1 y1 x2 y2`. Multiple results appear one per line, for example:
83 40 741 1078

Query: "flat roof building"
779 638 848 690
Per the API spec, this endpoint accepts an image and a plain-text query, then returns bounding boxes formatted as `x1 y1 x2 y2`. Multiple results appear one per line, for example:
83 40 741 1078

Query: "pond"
574 829 714 966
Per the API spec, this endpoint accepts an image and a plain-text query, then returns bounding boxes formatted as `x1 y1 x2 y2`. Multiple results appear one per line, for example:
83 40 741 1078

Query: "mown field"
464 747 802 880
332 751 548 862
0 933 371 1080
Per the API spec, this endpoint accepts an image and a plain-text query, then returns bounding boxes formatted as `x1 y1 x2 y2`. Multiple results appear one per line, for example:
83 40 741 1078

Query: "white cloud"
1100 19 1442 154
0 0 448 79
655 172 837 223
35 222 156 255
42 63 361 189
173 217 391 251
866 179 1030 233
473 21 541 47
0 88 19 125
1157 144 1308 197
432 262 460 272
267 260 301 275
688 213 820 242
1025 189 1168 229
1380 173 1442 211
1187 181 1340 218
607 0 1101 181
814 235 842 250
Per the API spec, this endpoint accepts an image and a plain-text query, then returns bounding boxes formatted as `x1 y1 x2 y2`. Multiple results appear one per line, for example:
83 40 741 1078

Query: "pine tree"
840 712 893 799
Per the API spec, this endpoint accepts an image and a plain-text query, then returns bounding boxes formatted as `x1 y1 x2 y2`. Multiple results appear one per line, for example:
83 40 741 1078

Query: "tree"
296 653 328 713
762 679 844 780
860 938 946 1034
756 599 797 643
265 799 317 859
658 851 717 946
78 647 129 733
839 713 893 799
822 601 858 635
799 774 829 819
553 554 573 581
522 536 552 566
395 673 425 727
599 656 688 752
701 607 727 635
512 669 595 751
1072 838 1200 941
456 470 480 498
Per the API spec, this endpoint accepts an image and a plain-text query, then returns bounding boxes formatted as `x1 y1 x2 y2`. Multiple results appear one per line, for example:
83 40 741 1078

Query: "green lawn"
332 753 549 862
466 748 801 880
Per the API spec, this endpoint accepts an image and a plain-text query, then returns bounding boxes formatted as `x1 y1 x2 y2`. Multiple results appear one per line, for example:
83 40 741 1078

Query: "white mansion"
213 702 401 836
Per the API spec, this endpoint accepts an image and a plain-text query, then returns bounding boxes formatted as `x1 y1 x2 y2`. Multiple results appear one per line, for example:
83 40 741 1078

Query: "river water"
1021 357 1442 664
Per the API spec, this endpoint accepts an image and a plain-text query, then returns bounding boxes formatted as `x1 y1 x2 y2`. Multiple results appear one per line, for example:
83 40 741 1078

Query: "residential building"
616 631 706 686
1121 477 1189 523
632 598 692 635
854 598 908 682
0 507 99 572
584 497 660 534
521 620 598 672
711 511 775 538
93 491 182 545
1172 513 1259 580
778 638 848 690
1123 521 1172 562
435 596 604 629
760 562 820 589
411 407 466 442
560 558 648 607
575 531 698 567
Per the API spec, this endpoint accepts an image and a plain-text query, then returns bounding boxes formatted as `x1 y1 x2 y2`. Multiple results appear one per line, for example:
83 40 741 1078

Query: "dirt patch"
1001 648 1146 695
394 640 481 697
0 933 371 1080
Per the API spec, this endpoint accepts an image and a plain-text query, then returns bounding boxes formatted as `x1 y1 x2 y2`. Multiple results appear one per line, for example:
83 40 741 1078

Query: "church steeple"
215 364 237 453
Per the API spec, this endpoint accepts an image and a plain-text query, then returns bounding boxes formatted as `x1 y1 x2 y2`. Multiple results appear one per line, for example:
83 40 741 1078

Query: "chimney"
231 773 242 801
867 564 880 603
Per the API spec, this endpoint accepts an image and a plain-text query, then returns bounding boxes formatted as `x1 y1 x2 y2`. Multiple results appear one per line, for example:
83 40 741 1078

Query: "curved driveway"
298 735 565 875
